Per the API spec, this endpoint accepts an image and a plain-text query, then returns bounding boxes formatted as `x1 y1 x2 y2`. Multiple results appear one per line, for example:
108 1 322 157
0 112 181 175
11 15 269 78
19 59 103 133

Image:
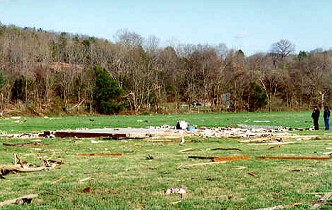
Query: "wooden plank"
177 161 226 169
213 156 250 162
257 156 330 161
311 192 332 209
54 131 127 139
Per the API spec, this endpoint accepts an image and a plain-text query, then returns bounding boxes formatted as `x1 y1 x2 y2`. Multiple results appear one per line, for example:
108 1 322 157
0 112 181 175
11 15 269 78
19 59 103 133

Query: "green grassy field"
1 112 332 209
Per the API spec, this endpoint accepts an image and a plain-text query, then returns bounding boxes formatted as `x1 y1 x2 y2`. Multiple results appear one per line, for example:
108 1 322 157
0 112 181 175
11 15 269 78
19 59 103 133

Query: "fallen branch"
0 194 38 207
0 154 63 176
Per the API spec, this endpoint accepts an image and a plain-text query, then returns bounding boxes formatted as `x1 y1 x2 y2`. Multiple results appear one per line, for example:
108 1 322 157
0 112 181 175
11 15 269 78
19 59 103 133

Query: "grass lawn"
0 111 319 134
0 112 332 209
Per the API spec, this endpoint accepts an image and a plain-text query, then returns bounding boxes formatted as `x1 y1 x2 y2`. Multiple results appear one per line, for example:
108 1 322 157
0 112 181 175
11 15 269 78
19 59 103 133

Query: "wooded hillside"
0 23 331 115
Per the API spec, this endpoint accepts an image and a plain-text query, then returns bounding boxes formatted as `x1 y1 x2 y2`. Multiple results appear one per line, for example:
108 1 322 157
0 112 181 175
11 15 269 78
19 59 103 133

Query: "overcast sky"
0 0 331 55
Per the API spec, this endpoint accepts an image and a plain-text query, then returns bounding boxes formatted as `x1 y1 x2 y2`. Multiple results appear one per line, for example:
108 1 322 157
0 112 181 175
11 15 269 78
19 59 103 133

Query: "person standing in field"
324 106 330 130
311 106 320 130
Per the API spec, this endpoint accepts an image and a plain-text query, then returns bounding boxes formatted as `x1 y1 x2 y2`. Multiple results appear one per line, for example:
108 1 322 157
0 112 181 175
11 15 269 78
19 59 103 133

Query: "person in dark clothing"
311 106 320 130
324 106 330 130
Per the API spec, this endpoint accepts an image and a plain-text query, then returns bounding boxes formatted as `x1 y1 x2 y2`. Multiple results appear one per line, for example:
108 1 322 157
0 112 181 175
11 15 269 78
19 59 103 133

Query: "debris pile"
1 121 294 140
191 126 290 139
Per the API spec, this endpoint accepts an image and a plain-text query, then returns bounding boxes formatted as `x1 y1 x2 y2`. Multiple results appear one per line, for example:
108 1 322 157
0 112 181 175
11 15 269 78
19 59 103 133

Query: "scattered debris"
52 176 66 183
257 156 330 161
186 126 195 131
234 166 247 170
179 136 185 145
211 147 242 151
176 121 188 130
212 156 250 162
188 156 250 162
238 137 287 144
79 177 94 183
255 202 303 210
10 116 21 120
172 200 182 205
188 156 218 160
311 192 332 209
3 142 46 147
91 140 101 144
0 194 38 207
146 154 154 160
1 123 298 140
323 151 332 155
15 197 33 204
248 172 258 177
177 161 226 169
77 153 122 157
165 185 187 199
83 187 92 193
178 148 195 153
54 131 127 139
0 154 63 177
147 139 179 143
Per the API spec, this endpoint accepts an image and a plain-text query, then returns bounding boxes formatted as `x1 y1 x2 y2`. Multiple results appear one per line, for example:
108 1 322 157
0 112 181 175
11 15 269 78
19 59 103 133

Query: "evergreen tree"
11 76 28 102
93 66 126 114
248 82 267 112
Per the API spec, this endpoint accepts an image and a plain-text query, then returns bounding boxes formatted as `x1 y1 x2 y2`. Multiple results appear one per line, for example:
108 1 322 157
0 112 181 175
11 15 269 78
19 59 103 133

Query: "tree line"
0 23 331 116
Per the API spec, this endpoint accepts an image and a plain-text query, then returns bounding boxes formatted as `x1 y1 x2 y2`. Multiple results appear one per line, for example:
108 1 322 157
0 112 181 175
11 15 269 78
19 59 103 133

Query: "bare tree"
270 39 295 67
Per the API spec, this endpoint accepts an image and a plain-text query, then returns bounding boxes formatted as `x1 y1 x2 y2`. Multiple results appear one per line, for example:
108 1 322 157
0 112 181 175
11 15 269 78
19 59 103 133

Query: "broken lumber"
179 148 195 152
188 156 216 160
0 194 38 207
311 192 332 209
54 131 127 139
177 161 226 169
211 147 242 151
78 153 122 157
212 156 250 162
188 156 250 162
257 156 330 161
248 172 258 177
